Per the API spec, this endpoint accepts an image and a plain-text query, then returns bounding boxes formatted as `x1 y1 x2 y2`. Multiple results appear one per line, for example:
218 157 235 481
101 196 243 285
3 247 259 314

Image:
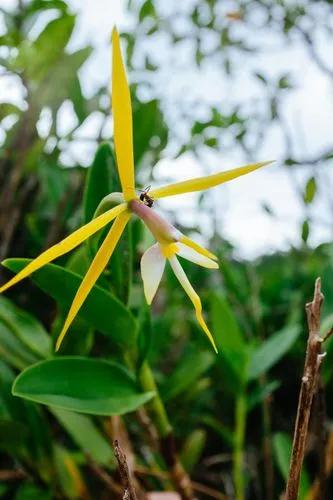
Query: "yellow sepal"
180 235 217 261
0 203 127 293
55 211 131 350
150 161 273 200
112 28 136 201
168 256 218 353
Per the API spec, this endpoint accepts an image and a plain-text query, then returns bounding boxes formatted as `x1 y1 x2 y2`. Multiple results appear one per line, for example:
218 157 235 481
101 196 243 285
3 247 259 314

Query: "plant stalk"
139 361 195 500
233 391 246 500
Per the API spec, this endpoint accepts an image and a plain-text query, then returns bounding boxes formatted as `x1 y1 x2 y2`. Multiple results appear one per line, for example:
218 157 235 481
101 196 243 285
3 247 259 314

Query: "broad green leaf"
3 260 137 349
273 433 310 499
13 357 155 415
160 347 214 401
83 143 120 224
248 325 301 380
50 407 114 466
0 296 51 358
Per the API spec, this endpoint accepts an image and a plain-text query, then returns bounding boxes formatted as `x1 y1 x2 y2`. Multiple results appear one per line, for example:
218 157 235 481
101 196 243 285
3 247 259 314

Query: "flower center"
129 199 180 245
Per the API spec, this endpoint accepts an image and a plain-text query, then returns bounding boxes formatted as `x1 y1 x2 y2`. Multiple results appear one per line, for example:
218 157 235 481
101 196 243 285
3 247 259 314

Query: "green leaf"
0 296 51 358
53 444 84 499
0 321 40 370
180 429 206 472
301 219 310 243
210 292 244 352
210 292 249 388
160 347 214 401
0 419 28 452
133 99 168 165
248 325 301 380
83 143 120 224
139 0 156 21
29 14 75 81
273 433 310 499
3 259 137 350
303 176 317 204
50 407 114 466
13 357 155 415
15 484 52 500
32 47 93 112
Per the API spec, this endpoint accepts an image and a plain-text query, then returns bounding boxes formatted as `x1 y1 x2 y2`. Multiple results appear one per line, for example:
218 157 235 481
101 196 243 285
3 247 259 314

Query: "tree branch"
114 440 139 500
285 278 325 499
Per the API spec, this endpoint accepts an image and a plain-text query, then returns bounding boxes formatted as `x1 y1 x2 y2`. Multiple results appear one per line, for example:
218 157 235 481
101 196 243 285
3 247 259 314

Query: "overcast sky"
1 0 333 258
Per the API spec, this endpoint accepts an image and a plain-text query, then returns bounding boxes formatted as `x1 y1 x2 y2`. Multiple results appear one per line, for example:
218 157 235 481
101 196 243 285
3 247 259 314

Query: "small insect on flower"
139 186 154 208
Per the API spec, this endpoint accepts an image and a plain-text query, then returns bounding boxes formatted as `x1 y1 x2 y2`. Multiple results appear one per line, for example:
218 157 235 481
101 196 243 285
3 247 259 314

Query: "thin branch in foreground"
114 439 138 500
285 278 327 499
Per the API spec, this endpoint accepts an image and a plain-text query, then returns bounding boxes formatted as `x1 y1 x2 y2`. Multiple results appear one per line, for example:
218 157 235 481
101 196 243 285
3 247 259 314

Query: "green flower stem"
139 361 172 437
233 391 247 500
139 361 194 499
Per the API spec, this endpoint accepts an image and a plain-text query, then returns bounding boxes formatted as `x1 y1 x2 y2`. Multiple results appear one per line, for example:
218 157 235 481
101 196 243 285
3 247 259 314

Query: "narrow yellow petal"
150 161 273 199
180 235 218 261
112 28 136 201
55 211 131 351
168 256 218 353
0 203 127 293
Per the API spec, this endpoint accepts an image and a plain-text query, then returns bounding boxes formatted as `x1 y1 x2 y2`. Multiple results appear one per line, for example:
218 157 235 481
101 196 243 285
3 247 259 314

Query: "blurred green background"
1 1 333 499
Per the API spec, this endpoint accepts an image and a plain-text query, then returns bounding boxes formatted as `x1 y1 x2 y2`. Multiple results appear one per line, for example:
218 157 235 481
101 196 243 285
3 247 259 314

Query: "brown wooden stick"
114 440 138 500
285 278 325 499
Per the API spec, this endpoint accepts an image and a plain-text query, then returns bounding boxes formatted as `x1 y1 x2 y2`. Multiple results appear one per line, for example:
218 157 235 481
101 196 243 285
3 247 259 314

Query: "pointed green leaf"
160 346 214 401
13 357 154 415
248 325 301 380
0 296 51 358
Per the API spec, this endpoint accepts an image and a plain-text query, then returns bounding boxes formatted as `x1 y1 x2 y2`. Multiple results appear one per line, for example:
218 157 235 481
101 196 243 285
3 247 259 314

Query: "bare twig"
0 469 27 481
114 440 138 500
285 278 325 499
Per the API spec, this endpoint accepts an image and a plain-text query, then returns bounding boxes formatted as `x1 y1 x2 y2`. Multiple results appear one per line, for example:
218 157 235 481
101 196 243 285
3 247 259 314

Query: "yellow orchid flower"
0 27 272 352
